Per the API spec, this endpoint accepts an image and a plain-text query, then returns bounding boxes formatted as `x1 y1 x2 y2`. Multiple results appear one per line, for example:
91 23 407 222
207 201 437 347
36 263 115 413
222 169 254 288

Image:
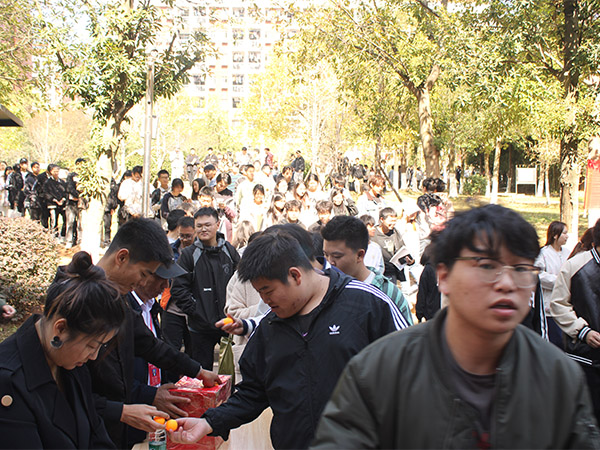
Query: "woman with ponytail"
0 251 127 448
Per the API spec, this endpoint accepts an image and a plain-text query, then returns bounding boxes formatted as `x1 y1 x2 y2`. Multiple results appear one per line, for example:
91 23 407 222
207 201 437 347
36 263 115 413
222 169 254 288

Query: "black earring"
51 336 63 349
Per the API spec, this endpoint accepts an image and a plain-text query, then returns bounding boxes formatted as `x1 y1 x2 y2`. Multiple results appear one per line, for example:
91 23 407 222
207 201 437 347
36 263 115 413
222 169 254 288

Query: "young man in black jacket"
171 207 240 370
169 231 405 449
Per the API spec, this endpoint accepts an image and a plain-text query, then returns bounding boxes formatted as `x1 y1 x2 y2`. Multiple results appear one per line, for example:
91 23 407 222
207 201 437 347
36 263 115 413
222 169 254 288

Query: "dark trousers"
189 329 223 371
161 311 193 382
581 364 600 425
547 316 564 350
103 210 113 243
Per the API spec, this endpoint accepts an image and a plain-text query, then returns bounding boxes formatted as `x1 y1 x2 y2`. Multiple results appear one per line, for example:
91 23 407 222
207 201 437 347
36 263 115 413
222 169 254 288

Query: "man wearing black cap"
126 261 196 447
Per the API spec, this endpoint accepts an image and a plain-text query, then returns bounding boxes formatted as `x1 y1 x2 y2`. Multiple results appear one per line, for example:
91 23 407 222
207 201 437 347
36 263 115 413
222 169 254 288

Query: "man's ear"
436 263 450 296
288 267 303 286
114 248 131 268
356 249 366 264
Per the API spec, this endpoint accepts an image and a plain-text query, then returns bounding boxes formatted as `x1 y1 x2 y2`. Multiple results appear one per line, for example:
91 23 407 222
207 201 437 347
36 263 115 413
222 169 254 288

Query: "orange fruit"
153 416 166 425
223 317 234 325
165 419 178 431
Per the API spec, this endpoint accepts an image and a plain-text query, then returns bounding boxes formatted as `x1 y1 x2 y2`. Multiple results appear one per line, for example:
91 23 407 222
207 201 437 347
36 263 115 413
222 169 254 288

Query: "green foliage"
48 0 215 156
0 218 59 315
463 174 488 195
0 0 41 105
77 158 109 202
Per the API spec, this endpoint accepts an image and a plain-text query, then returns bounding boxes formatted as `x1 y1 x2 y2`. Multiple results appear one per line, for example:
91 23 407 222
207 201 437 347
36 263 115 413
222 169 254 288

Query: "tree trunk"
545 162 551 205
505 144 513 193
490 138 502 204
484 153 491 197
416 87 439 178
560 0 580 236
537 164 544 197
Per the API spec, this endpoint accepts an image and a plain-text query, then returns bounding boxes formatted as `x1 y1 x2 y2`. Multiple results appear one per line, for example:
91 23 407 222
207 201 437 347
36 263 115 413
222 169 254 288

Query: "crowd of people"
0 158 87 248
0 146 599 448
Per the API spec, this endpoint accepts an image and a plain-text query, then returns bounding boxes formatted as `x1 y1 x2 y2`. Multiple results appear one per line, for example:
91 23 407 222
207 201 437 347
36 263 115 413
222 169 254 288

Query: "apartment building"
157 0 299 128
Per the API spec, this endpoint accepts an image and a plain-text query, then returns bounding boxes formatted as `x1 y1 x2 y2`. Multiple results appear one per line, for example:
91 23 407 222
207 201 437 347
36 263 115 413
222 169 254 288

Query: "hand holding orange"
166 419 178 432
223 317 234 325
153 416 166 425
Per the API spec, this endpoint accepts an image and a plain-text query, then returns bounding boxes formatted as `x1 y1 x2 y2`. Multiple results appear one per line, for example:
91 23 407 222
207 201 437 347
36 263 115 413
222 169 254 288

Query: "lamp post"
142 50 157 218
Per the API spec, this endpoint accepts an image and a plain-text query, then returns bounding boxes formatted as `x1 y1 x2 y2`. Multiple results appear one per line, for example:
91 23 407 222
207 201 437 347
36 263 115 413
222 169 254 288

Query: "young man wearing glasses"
312 205 599 448
171 207 240 370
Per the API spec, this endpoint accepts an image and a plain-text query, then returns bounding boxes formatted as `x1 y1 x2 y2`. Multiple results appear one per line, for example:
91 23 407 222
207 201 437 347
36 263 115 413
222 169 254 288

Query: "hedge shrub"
0 218 60 315
463 174 488 196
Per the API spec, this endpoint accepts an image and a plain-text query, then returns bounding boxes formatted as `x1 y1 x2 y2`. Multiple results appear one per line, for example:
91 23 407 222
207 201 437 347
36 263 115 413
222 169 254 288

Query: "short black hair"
157 169 169 178
216 173 231 185
75 157 86 164
433 205 540 268
167 209 186 231
315 200 333 214
194 206 219 222
265 223 316 262
253 184 265 195
285 199 302 211
172 178 184 189
204 164 216 172
178 216 195 229
199 186 215 198
106 218 172 266
322 215 369 251
238 232 314 283
132 166 143 175
379 207 397 220
359 214 375 227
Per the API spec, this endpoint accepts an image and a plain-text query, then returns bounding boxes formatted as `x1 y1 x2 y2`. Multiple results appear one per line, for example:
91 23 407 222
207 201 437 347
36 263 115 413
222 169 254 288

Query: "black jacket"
415 262 440 321
171 234 239 332
0 315 115 449
87 299 202 448
312 308 600 449
203 269 403 449
567 252 600 366
43 176 67 205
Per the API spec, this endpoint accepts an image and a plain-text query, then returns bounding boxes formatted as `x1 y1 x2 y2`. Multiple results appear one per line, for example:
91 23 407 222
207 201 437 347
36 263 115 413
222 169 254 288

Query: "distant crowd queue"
0 146 599 449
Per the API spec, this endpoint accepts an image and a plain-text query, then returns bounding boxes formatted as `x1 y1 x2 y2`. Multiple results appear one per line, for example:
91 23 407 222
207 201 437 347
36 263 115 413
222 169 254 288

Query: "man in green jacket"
321 215 413 325
313 204 600 449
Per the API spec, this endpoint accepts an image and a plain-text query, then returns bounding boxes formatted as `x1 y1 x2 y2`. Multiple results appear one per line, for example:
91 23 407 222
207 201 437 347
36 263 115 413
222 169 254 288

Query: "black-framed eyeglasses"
454 256 540 289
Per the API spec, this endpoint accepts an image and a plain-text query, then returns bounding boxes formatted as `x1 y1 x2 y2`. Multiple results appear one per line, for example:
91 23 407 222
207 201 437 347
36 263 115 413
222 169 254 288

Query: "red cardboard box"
166 375 232 450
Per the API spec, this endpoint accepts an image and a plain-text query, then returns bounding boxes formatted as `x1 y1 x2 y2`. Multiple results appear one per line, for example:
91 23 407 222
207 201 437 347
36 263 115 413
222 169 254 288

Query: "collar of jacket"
4 315 57 390
193 232 226 251
591 247 600 264
267 268 353 324
427 308 519 392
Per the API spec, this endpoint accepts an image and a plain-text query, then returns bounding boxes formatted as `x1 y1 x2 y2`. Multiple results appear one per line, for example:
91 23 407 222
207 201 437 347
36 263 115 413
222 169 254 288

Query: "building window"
180 7 189 17
232 75 244 86
232 52 244 63
197 97 205 108
232 7 245 17
248 52 261 64
232 97 241 109
193 75 206 86
193 7 206 16
249 29 260 40
232 29 244 40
